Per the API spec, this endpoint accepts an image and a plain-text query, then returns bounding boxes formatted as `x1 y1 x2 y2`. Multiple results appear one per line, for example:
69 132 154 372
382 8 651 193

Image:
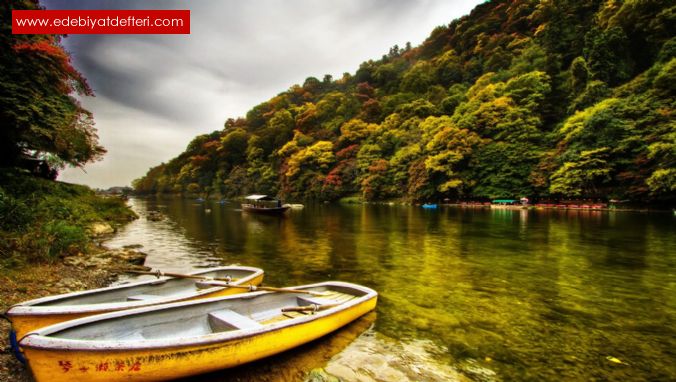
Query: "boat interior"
48 284 367 341
28 268 258 307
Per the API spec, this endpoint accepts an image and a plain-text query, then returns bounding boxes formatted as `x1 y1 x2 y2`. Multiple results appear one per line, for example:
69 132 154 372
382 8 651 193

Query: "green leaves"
131 0 674 205
549 148 612 197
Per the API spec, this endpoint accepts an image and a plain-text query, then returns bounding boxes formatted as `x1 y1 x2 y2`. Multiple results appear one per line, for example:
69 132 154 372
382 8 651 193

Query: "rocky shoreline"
0 244 148 382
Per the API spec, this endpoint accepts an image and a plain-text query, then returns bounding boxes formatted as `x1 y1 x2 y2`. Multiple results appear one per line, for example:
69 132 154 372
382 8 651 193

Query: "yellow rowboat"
6 266 264 340
20 281 377 382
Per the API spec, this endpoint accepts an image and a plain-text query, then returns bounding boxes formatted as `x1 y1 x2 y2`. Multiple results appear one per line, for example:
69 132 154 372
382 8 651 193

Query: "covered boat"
6 266 264 340
19 281 377 382
241 194 290 214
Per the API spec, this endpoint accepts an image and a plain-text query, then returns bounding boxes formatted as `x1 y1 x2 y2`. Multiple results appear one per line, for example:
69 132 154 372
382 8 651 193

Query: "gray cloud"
43 0 482 188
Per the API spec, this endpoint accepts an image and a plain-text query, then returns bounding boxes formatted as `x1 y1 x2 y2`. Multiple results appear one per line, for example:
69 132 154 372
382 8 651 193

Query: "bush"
0 169 136 264
0 188 32 230
44 221 88 258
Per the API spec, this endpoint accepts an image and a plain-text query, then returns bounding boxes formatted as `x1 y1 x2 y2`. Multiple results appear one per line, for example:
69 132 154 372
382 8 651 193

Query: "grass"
0 169 137 267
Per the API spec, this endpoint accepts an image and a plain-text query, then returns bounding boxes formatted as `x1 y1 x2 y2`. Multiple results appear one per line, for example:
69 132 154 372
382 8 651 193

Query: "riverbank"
0 170 138 266
0 245 148 382
0 170 142 381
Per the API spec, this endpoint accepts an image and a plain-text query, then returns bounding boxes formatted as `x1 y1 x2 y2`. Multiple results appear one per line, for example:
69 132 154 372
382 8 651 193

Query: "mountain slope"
134 0 675 204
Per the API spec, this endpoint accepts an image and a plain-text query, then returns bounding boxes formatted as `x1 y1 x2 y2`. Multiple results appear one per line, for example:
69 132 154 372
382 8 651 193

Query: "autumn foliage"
134 0 675 204
1 1 103 169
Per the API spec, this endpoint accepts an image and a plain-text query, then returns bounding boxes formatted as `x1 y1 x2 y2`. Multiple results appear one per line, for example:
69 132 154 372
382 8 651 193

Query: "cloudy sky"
43 0 483 189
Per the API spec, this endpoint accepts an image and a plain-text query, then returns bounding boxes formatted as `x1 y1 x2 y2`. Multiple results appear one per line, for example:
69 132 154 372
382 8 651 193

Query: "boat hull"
241 204 290 214
7 268 264 339
21 283 377 382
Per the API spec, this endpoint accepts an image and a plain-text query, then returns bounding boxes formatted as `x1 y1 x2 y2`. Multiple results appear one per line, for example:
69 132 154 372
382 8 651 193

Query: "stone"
89 222 114 236
62 248 147 270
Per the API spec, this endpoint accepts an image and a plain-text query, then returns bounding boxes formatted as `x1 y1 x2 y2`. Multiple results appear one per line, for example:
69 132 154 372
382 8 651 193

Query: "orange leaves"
13 39 92 96
190 155 209 167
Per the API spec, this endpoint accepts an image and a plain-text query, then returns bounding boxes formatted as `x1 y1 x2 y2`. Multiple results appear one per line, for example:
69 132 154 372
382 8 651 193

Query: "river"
105 197 676 381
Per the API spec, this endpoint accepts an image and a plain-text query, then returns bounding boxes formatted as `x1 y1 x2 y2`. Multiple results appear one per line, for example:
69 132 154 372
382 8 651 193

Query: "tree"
400 61 434 93
130 0 675 206
423 118 483 195
0 0 103 168
584 26 633 86
219 128 248 166
549 148 612 197
338 119 377 147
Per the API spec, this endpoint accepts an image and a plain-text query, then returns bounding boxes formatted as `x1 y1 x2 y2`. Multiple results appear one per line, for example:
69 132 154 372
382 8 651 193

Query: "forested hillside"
134 0 675 204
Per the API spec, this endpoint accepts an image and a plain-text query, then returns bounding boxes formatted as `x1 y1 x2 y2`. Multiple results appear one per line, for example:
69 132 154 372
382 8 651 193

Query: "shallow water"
107 198 676 381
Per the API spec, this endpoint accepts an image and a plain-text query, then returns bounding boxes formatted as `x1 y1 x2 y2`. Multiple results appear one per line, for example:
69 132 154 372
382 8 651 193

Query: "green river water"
107 198 676 382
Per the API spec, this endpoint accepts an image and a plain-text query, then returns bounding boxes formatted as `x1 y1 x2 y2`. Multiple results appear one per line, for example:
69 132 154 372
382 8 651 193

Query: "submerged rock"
306 369 341 382
146 211 164 221
314 331 471 382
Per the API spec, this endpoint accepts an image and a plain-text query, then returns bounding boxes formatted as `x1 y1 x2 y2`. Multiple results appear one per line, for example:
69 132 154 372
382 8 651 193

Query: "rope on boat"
7 331 35 365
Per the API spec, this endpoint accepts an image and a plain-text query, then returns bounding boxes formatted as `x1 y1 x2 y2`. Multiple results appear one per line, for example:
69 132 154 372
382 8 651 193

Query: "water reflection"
107 198 676 381
178 313 377 382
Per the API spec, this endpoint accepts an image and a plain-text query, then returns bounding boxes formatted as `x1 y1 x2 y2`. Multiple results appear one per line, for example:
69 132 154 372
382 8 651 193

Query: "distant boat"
241 195 290 214
286 203 304 209
422 203 438 209
19 281 377 382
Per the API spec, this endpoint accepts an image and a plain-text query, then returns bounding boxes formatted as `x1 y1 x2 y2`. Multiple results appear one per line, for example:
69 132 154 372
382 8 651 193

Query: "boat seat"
296 296 340 307
208 309 262 332
127 294 161 301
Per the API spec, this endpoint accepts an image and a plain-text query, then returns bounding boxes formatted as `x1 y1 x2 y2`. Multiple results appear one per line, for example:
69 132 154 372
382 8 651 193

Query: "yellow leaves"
559 98 621 143
339 119 378 145
285 141 335 178
653 58 676 92
646 168 676 193
425 151 463 173
606 355 629 365
549 147 612 196
390 144 421 167
294 102 317 130
534 23 546 37
439 179 463 192
420 116 455 141
466 73 498 99
433 50 459 66
277 130 312 158
277 140 300 158
492 96 512 109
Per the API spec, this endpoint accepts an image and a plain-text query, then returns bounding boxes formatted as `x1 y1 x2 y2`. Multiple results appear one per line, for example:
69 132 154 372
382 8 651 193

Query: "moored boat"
6 266 264 340
241 194 290 214
19 281 377 382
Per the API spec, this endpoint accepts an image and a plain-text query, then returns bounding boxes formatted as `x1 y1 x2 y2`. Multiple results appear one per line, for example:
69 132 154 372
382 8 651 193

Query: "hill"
133 0 675 204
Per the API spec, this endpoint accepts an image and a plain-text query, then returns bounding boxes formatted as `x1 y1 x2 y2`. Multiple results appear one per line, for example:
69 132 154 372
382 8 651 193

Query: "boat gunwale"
19 281 377 351
5 266 264 316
